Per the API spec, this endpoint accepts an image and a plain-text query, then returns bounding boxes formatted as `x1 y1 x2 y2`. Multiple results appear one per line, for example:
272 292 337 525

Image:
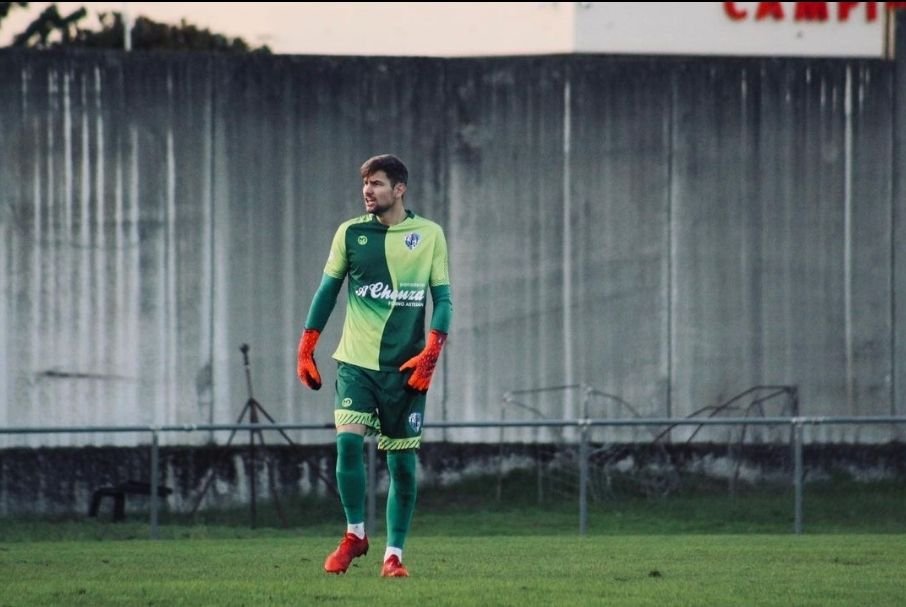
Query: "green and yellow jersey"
306 210 452 371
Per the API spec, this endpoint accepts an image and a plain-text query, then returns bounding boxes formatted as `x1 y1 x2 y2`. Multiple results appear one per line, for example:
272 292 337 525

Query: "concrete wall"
1 34 904 446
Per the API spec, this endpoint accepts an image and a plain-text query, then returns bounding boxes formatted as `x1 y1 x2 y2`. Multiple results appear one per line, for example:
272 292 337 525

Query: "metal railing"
2 415 905 538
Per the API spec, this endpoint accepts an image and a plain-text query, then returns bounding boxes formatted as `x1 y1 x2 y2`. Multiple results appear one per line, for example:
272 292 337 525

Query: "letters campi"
724 1 906 22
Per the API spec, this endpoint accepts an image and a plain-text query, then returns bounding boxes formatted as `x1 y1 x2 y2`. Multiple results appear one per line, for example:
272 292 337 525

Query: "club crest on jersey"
408 412 423 432
357 235 368 246
404 232 421 250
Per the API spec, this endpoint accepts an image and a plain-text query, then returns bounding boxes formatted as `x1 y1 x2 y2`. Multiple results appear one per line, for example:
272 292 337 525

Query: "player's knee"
387 450 417 485
336 432 365 464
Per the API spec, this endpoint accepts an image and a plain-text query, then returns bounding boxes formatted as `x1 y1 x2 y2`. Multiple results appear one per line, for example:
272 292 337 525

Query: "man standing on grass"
296 154 453 578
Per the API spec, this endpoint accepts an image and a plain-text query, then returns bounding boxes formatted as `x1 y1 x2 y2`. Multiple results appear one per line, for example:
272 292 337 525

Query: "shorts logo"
408 412 423 433
342 397 353 408
404 232 421 250
357 235 368 246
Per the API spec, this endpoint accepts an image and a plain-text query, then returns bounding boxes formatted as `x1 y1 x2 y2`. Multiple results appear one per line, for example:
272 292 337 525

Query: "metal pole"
578 421 589 536
249 423 257 529
367 437 377 535
150 430 160 540
793 421 804 535
498 395 508 502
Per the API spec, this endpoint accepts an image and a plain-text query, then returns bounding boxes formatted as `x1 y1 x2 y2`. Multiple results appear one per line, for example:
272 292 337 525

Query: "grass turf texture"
0 535 903 606
0 476 903 604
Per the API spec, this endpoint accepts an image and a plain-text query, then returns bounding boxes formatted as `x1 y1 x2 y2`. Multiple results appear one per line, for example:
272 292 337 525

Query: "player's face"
362 170 404 216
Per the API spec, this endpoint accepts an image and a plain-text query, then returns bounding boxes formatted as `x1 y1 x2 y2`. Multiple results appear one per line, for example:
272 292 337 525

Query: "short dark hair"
360 154 408 186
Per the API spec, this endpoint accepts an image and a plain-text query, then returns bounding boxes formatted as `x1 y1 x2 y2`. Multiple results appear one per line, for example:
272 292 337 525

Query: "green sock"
335 432 366 526
386 449 417 549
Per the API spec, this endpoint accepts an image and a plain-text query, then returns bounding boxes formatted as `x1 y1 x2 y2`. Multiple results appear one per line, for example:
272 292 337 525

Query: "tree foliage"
0 2 29 21
0 2 270 53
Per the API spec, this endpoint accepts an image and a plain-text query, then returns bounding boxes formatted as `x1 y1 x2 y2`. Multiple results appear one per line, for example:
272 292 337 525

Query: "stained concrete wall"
1 26 904 447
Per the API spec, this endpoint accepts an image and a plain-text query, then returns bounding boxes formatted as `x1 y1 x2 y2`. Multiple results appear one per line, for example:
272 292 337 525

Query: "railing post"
150 429 160 540
498 394 509 502
792 420 804 535
578 419 590 536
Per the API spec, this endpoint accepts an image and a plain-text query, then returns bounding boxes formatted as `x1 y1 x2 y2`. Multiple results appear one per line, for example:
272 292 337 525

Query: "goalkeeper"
297 154 452 578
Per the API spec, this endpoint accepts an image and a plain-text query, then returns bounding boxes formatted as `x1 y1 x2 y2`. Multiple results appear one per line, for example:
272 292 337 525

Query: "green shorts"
334 362 427 451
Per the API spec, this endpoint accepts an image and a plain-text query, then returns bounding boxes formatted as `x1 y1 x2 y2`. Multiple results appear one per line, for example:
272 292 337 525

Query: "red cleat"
323 533 369 574
380 555 409 577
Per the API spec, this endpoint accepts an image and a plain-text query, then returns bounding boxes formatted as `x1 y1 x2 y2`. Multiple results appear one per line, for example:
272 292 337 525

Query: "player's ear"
394 182 407 197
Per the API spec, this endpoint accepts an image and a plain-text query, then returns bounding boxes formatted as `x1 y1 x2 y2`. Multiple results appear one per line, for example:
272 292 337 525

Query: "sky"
0 2 331 51
0 2 575 56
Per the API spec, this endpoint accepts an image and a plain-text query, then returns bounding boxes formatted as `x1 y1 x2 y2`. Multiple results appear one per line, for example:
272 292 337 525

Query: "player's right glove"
297 328 322 390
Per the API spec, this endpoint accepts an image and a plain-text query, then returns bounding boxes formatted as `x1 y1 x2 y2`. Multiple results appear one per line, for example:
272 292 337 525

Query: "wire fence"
2 414 905 539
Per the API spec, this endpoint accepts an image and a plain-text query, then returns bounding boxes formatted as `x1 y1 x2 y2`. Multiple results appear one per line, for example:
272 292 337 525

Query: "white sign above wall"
574 2 905 58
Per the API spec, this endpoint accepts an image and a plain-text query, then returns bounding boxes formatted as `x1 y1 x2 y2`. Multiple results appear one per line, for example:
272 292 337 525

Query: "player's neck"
375 202 407 227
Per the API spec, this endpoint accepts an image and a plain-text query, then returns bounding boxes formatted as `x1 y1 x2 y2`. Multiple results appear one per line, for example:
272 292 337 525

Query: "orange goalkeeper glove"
297 329 322 390
399 329 447 393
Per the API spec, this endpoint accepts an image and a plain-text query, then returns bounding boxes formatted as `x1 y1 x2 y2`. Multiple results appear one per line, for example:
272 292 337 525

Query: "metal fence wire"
499 384 800 503
1 407 905 539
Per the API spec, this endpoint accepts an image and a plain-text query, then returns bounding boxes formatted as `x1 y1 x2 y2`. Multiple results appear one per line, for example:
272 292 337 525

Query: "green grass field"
0 477 903 605
0 535 903 606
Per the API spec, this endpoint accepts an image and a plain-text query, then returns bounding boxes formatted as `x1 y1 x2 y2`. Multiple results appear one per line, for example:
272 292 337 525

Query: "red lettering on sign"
756 2 785 20
837 2 860 20
795 2 829 21
866 1 878 19
724 1 897 21
724 2 748 20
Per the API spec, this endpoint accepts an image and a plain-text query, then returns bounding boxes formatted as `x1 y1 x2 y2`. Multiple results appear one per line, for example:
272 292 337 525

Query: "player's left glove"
399 329 447 393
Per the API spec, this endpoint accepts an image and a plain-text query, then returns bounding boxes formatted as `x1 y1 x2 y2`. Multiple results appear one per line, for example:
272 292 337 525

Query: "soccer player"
296 154 452 578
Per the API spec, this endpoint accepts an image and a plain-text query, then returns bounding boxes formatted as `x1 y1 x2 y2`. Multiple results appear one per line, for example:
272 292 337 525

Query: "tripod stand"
190 343 324 528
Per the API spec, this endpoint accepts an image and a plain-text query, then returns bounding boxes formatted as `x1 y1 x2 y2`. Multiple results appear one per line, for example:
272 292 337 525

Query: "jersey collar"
369 209 415 225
